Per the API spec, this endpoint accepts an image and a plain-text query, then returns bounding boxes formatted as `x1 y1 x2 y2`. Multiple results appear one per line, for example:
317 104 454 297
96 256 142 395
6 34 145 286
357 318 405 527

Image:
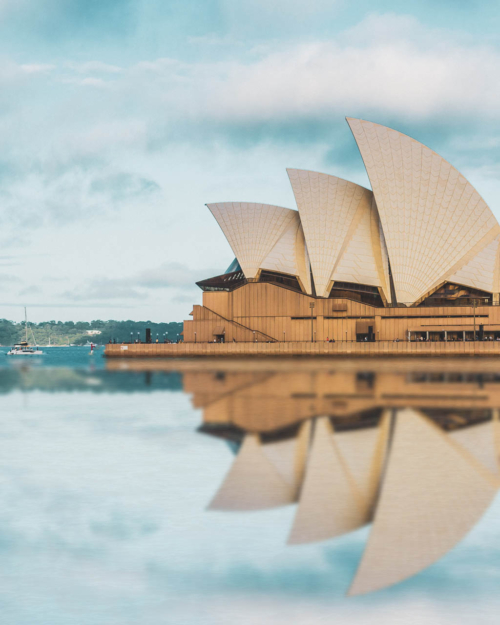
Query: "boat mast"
25 307 28 343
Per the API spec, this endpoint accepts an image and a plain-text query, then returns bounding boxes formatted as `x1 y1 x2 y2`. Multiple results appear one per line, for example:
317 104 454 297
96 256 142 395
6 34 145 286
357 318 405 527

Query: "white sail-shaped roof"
288 417 371 545
349 409 499 596
287 169 383 298
447 235 500 293
208 434 295 511
376 203 393 304
330 197 391 301
206 202 298 280
259 211 312 294
347 118 500 305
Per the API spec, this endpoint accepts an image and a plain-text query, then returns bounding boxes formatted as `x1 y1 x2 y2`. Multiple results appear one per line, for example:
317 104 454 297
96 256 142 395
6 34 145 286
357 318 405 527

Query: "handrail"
202 305 278 342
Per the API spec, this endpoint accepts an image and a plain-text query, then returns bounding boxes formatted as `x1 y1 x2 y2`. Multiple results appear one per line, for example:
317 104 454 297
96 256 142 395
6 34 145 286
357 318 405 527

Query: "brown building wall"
106 341 500 357
190 369 500 431
182 283 498 344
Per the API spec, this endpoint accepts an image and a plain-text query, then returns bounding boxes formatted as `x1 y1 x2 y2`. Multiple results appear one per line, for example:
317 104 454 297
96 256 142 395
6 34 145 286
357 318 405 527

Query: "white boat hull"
7 349 43 355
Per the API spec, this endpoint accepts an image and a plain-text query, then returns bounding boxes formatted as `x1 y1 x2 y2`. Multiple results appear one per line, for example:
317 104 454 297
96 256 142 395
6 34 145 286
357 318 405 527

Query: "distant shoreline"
0 319 183 347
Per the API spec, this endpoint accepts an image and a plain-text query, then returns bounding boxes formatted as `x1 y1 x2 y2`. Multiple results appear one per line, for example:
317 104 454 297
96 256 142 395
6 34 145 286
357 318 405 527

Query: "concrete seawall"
105 341 500 358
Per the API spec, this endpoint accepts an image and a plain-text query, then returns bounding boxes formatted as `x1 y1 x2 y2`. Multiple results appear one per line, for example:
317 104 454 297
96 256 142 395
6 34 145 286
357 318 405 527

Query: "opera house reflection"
4 358 500 596
179 360 500 596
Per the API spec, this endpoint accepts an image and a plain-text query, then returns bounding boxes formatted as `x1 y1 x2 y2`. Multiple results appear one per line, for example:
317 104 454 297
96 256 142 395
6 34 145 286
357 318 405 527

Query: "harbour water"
2 347 500 624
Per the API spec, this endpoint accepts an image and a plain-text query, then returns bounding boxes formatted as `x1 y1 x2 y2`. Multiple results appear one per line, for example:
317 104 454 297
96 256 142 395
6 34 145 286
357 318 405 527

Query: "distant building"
184 118 500 343
85 330 102 335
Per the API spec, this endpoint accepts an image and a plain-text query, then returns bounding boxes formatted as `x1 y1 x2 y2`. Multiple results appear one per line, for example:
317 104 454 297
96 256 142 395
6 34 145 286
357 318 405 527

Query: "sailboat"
7 308 43 355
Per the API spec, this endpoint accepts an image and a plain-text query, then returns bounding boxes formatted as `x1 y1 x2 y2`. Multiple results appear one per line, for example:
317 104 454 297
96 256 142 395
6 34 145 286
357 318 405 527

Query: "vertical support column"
444 330 447 342
309 301 315 342
494 293 499 306
316 316 324 341
426 331 429 341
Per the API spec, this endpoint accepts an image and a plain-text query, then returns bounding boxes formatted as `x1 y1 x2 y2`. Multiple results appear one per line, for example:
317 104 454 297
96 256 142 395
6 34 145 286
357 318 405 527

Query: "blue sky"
3 0 500 322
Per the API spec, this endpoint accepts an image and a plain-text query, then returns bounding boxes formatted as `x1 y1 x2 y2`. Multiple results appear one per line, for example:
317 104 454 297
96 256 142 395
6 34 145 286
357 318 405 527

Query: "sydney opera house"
183 118 500 344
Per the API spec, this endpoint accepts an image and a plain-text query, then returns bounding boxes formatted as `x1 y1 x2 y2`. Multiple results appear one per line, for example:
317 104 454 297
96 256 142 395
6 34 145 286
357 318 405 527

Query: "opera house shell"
183 119 500 343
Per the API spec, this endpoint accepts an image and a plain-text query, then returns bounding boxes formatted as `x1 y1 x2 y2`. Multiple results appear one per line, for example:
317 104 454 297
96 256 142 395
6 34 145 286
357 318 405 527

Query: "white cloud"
66 61 123 74
195 41 500 123
61 262 216 303
113 13 500 125
20 63 55 74
79 76 107 87
62 279 143 302
4 13 500 184
0 59 51 84
187 34 244 47
135 262 218 289
65 120 147 155
340 12 469 48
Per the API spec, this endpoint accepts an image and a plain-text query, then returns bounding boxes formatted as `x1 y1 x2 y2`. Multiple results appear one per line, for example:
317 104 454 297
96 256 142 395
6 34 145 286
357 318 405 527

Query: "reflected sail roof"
208 434 295 511
288 417 370 544
334 414 389 507
195 364 500 595
261 420 311 498
449 420 500 476
348 409 499 596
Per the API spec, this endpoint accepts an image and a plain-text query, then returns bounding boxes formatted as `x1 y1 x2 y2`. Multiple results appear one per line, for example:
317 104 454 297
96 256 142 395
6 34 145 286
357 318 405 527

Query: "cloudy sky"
2 0 500 322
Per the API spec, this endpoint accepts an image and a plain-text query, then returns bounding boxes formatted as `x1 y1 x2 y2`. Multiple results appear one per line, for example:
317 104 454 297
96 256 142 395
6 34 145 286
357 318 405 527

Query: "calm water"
1 348 500 624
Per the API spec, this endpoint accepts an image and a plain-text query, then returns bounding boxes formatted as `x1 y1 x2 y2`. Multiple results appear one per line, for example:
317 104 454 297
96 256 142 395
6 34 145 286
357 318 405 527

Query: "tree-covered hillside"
0 319 184 346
